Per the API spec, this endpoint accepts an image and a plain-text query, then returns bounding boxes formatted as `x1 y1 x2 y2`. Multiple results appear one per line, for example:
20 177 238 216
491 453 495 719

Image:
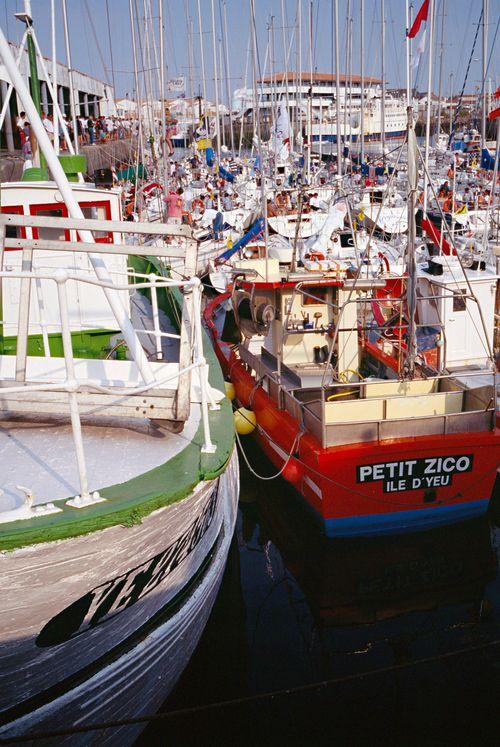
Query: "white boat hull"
0 450 239 745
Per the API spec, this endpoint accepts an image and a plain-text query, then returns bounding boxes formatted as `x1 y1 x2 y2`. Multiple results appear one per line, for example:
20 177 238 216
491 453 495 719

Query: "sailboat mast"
249 0 270 281
280 0 292 149
333 0 342 176
222 0 235 152
197 0 207 103
360 0 365 163
343 0 350 156
481 0 489 149
210 0 221 162
422 0 435 214
159 0 167 186
307 0 313 181
50 0 58 153
436 0 446 136
405 106 418 379
381 0 386 159
61 0 79 154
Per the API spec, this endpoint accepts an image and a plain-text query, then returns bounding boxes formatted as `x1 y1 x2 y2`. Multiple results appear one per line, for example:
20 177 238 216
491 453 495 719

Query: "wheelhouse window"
302 286 328 306
30 204 69 241
79 201 112 243
0 205 26 242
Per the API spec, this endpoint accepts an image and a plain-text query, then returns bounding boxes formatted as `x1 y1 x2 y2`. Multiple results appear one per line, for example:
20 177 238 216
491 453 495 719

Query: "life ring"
378 251 390 273
304 251 326 261
191 197 205 214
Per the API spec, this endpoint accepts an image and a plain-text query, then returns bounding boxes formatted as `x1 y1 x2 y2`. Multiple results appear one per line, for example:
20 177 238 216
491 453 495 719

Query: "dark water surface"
139 449 500 746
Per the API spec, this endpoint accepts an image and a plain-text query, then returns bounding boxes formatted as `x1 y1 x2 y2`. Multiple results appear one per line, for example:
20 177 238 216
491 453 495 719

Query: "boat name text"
356 455 473 493
36 485 219 647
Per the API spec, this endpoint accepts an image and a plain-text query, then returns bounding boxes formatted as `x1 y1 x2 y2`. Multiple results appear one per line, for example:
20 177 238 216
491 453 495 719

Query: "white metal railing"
0 214 217 515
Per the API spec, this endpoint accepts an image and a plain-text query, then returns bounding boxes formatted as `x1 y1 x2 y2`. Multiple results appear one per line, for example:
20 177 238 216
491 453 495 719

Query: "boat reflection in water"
239 458 500 694
141 465 500 745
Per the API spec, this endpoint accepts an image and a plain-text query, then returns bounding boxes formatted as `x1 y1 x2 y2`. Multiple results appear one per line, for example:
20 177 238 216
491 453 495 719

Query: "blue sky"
2 0 498 101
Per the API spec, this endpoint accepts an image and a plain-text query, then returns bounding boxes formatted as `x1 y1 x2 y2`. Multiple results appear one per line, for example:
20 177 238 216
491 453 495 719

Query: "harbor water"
138 446 500 746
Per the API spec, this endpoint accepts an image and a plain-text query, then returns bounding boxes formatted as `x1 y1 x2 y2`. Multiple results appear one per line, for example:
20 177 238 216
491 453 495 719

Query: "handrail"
0 265 217 513
0 213 195 238
3 237 189 258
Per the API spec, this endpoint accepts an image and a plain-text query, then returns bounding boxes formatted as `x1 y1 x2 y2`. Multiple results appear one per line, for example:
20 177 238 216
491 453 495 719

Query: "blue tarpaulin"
218 165 235 183
360 163 395 176
216 218 265 263
481 148 498 170
205 147 215 167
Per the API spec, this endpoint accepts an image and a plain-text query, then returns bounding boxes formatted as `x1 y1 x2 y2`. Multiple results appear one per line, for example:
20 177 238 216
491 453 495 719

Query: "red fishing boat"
205 117 499 538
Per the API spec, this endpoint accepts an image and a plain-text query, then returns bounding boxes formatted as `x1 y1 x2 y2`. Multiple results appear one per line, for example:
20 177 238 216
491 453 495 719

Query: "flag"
494 87 500 99
407 0 429 38
412 29 427 69
488 107 500 120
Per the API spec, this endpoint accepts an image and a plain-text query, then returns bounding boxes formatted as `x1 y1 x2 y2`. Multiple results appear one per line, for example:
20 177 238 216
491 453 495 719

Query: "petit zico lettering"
356 455 473 493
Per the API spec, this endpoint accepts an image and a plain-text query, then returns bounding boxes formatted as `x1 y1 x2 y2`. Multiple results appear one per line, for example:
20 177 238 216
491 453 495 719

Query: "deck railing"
0 213 217 514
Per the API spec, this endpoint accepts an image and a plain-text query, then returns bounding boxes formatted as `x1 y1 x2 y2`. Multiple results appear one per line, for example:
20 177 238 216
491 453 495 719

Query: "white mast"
249 0 269 282
61 0 79 153
334 0 342 176
210 0 221 162
197 0 207 104
405 0 411 107
422 0 435 214
159 0 167 187
343 0 350 156
307 0 313 181
406 104 418 378
481 0 489 149
222 0 235 152
360 0 365 163
51 0 59 153
381 0 386 158
280 0 292 149
436 0 446 137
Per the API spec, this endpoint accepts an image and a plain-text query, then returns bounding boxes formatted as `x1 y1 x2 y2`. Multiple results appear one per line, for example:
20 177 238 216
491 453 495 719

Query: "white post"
56 271 90 501
193 281 216 453
422 0 434 214
0 27 156 385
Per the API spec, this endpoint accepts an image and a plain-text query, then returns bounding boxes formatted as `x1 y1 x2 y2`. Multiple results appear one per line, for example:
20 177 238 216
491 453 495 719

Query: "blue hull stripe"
324 499 489 538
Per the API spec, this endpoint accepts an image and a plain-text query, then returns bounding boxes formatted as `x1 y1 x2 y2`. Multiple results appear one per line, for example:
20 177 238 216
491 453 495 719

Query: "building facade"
0 42 115 151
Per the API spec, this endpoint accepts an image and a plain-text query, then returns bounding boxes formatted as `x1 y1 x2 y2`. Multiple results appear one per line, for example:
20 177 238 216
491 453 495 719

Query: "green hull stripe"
0 269 235 552
1 329 117 359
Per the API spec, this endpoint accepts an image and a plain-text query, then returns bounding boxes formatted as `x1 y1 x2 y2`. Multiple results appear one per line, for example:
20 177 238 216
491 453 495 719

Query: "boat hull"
0 450 239 745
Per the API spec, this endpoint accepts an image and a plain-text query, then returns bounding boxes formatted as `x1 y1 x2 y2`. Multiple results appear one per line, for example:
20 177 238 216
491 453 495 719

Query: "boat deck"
0 404 201 511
